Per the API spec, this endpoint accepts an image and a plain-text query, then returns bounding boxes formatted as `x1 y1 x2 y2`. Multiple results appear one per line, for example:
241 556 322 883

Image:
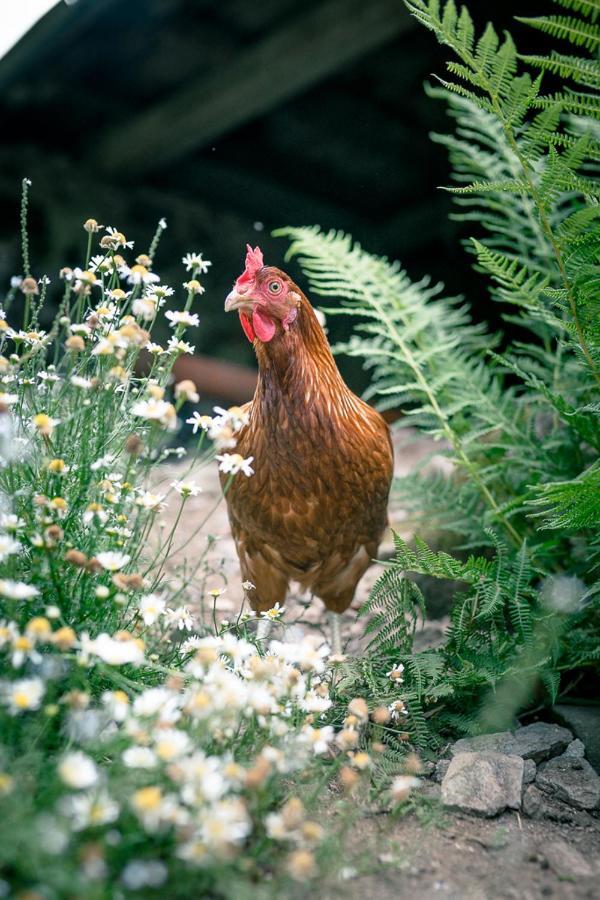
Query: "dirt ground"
330 808 600 900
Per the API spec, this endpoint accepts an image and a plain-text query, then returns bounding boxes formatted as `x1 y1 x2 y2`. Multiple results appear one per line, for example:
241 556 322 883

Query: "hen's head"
224 244 302 343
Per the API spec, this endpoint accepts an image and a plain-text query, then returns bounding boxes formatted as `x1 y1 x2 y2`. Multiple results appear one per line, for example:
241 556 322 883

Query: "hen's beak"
225 289 252 313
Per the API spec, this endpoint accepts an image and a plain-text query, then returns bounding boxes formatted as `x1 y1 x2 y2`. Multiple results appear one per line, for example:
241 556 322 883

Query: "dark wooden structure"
0 0 542 397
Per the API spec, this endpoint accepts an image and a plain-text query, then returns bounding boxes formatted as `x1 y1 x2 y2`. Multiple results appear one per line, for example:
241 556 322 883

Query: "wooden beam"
94 0 414 173
0 0 121 91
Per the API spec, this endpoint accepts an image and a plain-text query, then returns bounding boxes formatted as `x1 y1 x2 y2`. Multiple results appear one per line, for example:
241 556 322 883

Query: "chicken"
221 245 393 654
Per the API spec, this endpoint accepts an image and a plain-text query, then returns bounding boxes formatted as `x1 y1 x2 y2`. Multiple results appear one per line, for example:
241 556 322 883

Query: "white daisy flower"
0 535 21 562
171 480 202 498
164 310 200 329
165 605 195 631
167 337 195 355
0 580 38 600
95 551 130 572
216 453 254 477
122 747 158 769
58 752 99 789
70 375 93 390
182 252 212 274
5 677 45 714
260 602 285 621
138 593 166 626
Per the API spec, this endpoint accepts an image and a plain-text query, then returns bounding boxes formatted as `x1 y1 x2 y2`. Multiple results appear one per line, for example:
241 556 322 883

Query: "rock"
441 752 523 817
522 784 545 819
434 759 451 783
450 722 572 764
554 705 600 774
451 732 518 757
522 785 593 825
420 782 442 802
512 722 572 763
523 758 536 784
536 756 600 810
543 839 594 879
563 738 585 759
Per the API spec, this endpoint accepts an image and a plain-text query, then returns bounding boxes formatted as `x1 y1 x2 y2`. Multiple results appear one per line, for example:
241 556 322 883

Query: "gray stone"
441 752 523 817
554 705 600 774
536 756 600 810
512 722 572 763
451 732 518 757
543 839 594 879
523 758 536 784
522 784 593 825
563 738 585 759
434 758 451 783
450 722 572 764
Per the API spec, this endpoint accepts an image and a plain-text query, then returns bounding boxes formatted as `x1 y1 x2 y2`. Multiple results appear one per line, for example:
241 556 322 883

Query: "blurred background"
0 0 547 405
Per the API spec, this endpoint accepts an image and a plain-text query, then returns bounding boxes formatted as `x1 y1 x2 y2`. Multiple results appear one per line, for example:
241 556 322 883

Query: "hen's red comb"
235 244 264 288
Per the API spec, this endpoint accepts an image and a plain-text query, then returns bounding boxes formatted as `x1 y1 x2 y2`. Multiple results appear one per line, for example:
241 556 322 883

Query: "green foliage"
279 0 600 744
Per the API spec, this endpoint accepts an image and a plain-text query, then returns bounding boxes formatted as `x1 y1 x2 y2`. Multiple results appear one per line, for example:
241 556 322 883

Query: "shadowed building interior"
0 0 546 402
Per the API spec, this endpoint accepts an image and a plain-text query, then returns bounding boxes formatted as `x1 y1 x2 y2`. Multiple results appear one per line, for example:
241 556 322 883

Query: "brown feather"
220 280 393 615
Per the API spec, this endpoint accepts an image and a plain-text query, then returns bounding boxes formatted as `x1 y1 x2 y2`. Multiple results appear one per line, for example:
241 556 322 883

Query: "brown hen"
221 245 393 653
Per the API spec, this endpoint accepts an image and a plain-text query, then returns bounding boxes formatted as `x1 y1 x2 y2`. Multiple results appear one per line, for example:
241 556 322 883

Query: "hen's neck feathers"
252 295 354 430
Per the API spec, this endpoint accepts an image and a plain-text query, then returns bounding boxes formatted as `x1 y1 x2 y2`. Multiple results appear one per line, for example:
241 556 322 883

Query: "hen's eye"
268 281 282 294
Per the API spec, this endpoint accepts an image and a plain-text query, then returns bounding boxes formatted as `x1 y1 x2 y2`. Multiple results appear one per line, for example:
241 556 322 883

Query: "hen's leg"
256 618 272 642
238 549 289 644
327 611 343 656
315 545 374 657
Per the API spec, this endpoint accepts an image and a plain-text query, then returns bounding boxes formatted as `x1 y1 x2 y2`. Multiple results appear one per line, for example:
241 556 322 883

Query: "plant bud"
21 277 39 295
65 549 88 568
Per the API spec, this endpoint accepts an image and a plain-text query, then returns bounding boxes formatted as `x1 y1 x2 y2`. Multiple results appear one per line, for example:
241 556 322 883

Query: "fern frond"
515 15 600 52
527 462 600 529
519 51 600 88
550 0 600 21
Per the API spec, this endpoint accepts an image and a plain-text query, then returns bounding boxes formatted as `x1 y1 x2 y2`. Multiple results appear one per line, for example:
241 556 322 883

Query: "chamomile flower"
390 775 421 803
31 412 59 436
183 279 205 295
216 453 254 477
122 747 158 769
70 375 93 390
388 699 408 721
132 296 160 320
186 411 213 434
103 226 134 249
0 535 21 561
61 790 120 831
171 480 202 498
165 310 200 328
131 398 177 431
120 264 160 287
174 379 199 403
58 751 98 789
96 551 130 572
138 593 166 626
165 605 195 632
261 602 285 621
182 252 212 274
167 337 195 355
5 677 45 714
0 580 38 600
85 632 144 666
136 491 166 512
386 662 405 683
